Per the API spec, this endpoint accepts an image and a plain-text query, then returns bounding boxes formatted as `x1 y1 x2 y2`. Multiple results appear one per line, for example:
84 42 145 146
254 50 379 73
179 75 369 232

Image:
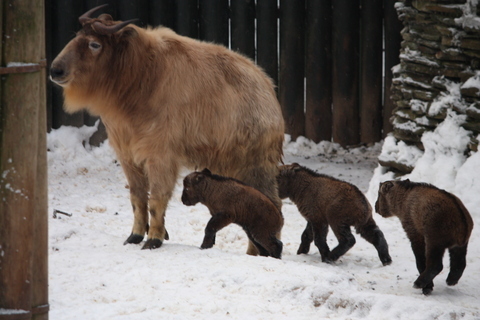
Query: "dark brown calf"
277 163 392 265
181 169 284 258
375 179 474 295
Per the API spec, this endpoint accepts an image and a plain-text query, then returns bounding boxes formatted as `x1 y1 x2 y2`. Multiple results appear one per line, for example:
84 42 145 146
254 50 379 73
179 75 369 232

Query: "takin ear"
120 26 138 39
379 181 394 194
292 163 302 172
200 168 212 176
98 14 113 22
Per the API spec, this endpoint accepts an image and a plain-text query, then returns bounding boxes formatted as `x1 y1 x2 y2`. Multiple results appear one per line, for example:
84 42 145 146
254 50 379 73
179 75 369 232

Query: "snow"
48 125 480 319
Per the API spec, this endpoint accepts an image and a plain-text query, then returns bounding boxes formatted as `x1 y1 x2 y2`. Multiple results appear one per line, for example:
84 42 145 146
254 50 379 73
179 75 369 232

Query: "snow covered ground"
47 125 479 320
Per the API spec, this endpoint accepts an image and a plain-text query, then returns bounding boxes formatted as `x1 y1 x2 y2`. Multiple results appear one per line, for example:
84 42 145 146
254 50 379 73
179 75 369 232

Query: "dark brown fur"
277 163 392 265
182 169 284 258
50 10 284 251
375 179 474 295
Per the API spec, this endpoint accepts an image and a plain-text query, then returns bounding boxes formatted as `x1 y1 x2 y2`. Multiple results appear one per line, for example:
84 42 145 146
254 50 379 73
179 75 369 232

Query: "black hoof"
164 229 170 241
297 246 310 255
123 233 144 245
422 287 433 295
142 238 163 250
381 256 393 266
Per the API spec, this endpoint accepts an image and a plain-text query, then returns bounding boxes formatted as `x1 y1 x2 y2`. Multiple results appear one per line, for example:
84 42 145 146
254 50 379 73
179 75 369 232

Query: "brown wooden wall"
46 0 402 147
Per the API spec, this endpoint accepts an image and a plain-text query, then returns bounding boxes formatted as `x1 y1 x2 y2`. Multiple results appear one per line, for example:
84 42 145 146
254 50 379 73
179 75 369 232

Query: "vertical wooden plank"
305 0 332 143
51 0 84 129
116 0 148 26
256 0 278 86
45 0 53 132
175 0 199 39
384 0 402 137
148 0 175 28
360 0 383 144
0 0 44 317
231 0 255 60
279 0 305 140
332 0 360 146
199 0 229 47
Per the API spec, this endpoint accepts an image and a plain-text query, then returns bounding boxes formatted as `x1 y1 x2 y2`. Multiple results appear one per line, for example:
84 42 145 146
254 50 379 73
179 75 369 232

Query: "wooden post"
279 0 305 140
175 0 199 39
256 0 278 86
199 0 229 47
384 0 403 137
0 1 48 319
332 0 360 147
360 0 383 144
305 0 332 143
231 0 255 60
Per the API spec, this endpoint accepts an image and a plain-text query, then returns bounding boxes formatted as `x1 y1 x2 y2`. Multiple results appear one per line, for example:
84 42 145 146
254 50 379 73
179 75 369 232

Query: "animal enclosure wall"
46 0 402 147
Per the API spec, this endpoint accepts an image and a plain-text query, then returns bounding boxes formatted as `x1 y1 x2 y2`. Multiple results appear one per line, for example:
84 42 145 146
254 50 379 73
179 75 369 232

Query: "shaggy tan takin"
277 163 392 266
50 6 284 250
375 179 474 295
181 169 284 258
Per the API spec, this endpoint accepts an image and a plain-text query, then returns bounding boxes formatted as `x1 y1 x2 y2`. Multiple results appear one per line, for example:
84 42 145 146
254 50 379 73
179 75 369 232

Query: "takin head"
49 5 141 115
181 168 213 206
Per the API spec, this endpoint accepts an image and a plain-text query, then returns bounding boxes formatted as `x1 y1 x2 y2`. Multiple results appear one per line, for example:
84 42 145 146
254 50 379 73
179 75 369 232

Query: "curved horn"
79 4 109 26
92 19 138 35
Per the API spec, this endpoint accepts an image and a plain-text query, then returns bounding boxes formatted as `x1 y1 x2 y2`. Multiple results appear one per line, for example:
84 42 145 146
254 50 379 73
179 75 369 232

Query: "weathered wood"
279 0 305 140
305 0 332 143
332 0 360 146
256 0 278 86
175 0 199 38
148 0 175 29
360 0 383 143
231 0 255 60
384 0 403 136
199 0 229 46
117 0 148 26
50 0 84 128
1 1 47 318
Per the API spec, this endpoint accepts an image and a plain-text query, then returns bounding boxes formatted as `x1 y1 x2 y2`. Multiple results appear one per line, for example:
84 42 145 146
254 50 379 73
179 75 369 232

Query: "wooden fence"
46 0 402 147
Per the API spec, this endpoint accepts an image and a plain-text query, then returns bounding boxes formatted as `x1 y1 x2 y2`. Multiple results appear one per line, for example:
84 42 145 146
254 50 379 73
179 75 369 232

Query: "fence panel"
279 0 305 140
305 0 332 143
46 1 402 147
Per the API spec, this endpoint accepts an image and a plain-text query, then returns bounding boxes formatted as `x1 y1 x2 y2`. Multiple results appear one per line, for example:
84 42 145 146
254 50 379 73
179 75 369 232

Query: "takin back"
181 169 284 259
375 179 474 295
277 163 392 266
50 6 284 251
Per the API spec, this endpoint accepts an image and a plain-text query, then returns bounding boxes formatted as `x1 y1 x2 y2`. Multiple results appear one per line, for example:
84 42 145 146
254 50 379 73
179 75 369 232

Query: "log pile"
384 0 480 173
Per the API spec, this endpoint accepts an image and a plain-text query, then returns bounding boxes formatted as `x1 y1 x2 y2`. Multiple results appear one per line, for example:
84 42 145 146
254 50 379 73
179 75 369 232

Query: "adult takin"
375 179 474 295
277 163 392 266
181 169 284 259
50 6 285 251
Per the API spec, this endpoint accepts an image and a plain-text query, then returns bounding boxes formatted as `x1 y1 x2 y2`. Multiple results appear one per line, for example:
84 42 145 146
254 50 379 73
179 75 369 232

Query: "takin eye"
89 41 102 51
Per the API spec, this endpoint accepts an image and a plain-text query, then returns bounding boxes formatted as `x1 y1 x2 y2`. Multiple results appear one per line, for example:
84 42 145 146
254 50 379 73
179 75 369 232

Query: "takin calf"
277 163 392 265
375 179 474 295
181 169 284 259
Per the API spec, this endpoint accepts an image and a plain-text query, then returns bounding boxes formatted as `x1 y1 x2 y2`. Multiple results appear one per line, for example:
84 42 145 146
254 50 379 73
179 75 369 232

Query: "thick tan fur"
51 16 284 250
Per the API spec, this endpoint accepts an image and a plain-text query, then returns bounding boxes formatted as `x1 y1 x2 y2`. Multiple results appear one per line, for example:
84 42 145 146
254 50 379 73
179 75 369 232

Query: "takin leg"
201 212 232 249
446 244 468 286
414 243 445 295
238 165 282 256
328 224 356 262
356 218 392 266
122 161 149 245
253 232 283 259
297 222 314 255
142 161 177 250
310 222 331 262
